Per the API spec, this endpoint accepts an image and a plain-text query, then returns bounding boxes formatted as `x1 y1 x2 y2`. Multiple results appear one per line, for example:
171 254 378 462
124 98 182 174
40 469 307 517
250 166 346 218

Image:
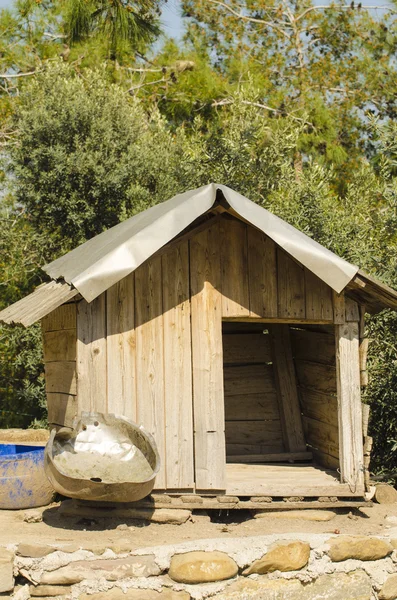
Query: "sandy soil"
0 502 396 551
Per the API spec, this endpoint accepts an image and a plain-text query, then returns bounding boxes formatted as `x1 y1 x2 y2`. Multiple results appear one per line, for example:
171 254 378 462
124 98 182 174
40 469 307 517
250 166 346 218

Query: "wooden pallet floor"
225 462 365 497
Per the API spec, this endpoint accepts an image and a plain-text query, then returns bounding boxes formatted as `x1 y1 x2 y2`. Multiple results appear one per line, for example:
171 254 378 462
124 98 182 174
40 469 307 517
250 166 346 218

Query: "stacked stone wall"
1 533 397 600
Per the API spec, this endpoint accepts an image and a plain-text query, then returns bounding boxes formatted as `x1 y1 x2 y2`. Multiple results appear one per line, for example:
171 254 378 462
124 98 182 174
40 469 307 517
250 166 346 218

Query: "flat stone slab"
59 500 191 524
79 590 190 600
213 570 372 599
327 536 393 561
17 544 55 558
243 541 310 575
40 555 161 584
30 585 70 597
254 510 336 521
169 551 238 584
375 485 397 505
0 548 14 593
379 574 397 600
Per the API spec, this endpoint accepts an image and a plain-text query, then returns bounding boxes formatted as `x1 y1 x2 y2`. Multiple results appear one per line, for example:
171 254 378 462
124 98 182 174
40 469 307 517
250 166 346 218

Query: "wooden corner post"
335 321 365 492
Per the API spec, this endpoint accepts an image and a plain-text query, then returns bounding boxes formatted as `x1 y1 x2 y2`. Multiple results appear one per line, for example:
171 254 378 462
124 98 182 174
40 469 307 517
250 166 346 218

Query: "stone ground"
1 502 397 551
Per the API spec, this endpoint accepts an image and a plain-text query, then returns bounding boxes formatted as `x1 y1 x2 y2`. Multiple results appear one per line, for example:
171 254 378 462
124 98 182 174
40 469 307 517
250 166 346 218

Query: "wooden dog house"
2 183 397 502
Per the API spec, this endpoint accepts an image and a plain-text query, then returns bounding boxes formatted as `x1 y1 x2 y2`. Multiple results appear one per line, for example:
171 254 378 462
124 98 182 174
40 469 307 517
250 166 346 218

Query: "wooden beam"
248 229 278 318
135 256 166 489
106 274 136 421
220 218 250 317
335 321 365 492
76 295 107 413
332 291 345 324
269 325 306 453
226 452 312 464
190 222 226 491
162 241 194 490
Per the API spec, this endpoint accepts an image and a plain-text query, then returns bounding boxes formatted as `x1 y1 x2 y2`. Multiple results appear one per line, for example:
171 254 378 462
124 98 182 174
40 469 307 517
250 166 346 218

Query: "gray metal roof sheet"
43 183 359 302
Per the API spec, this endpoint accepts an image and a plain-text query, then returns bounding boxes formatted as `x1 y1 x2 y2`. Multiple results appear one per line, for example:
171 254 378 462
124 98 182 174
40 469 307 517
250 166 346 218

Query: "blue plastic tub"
0 444 55 509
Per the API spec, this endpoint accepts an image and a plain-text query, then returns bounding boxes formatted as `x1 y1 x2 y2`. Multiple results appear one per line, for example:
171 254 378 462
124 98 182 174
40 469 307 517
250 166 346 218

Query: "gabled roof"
44 183 358 301
1 183 397 326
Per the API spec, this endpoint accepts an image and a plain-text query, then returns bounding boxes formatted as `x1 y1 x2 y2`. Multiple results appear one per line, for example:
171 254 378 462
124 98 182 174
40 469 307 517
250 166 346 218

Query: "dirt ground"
1 502 397 551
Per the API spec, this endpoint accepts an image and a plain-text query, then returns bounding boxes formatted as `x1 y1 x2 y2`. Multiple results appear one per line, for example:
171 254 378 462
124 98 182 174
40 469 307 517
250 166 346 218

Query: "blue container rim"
0 444 45 461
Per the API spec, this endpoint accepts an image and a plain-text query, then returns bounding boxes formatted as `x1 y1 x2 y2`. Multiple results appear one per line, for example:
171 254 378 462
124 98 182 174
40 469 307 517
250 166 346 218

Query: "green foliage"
0 198 49 428
63 0 161 60
0 323 46 428
1 25 397 475
9 62 190 248
365 312 397 474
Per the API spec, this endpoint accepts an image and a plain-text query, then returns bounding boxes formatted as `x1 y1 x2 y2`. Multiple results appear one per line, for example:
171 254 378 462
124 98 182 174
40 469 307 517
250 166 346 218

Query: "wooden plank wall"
223 329 284 458
42 304 78 428
291 326 339 469
43 214 345 491
219 217 334 321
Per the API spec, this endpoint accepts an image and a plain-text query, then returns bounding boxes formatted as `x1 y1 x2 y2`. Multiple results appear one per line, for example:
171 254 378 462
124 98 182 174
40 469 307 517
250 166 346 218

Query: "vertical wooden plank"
305 269 333 321
190 222 226 490
345 297 360 321
106 274 136 421
220 218 250 317
335 321 365 492
333 291 345 324
76 295 107 413
42 304 77 332
162 241 194 490
269 325 307 453
135 257 166 489
248 228 278 318
277 249 305 319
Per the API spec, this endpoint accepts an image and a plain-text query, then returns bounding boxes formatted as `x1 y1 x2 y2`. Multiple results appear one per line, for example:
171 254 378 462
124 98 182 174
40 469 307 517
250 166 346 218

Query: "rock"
328 536 393 561
212 570 371 600
243 541 310 575
30 585 70 597
59 500 191 524
379 574 397 600
391 539 397 549
212 577 301 599
0 548 14 593
169 551 238 584
191 510 211 524
23 510 42 523
254 510 335 521
217 496 239 504
79 590 190 600
58 544 81 553
40 554 161 584
17 544 55 558
375 485 397 505
385 516 397 524
13 585 30 600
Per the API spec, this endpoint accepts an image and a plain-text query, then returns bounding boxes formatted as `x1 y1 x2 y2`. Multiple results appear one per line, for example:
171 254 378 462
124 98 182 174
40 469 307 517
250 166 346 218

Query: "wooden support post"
333 291 345 324
190 222 226 491
335 322 364 492
269 325 307 453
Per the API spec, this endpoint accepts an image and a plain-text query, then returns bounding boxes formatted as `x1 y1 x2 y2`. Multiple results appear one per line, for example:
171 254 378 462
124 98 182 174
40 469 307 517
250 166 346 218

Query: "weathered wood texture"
223 331 284 459
41 214 359 492
77 296 107 413
190 223 226 490
135 256 166 489
291 326 340 470
269 325 306 453
0 280 78 327
162 242 194 490
42 304 77 428
106 275 136 421
335 321 365 492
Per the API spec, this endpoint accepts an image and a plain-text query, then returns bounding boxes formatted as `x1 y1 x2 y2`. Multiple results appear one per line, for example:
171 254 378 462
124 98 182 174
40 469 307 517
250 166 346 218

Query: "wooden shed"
2 183 397 504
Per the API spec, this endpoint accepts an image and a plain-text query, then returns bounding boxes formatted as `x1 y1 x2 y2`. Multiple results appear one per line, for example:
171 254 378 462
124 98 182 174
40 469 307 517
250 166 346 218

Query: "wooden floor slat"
225 463 365 497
